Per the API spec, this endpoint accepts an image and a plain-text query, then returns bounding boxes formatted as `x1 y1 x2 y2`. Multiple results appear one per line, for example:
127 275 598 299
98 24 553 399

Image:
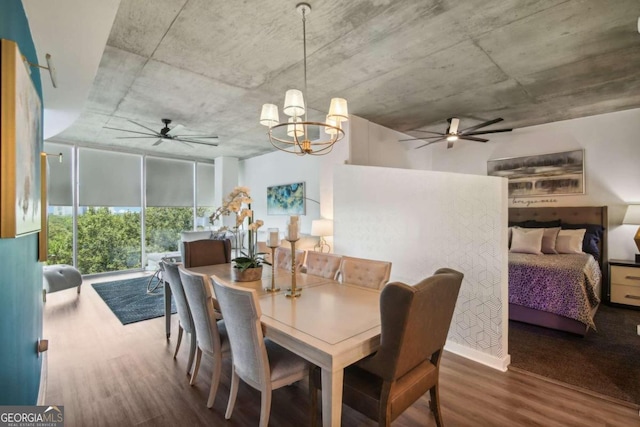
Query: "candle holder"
264 244 280 292
285 239 301 298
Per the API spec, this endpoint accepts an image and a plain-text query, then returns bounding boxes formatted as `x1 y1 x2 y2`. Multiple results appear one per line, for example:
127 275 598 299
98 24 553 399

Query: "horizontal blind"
78 148 142 206
146 157 194 207
196 163 215 207
44 142 73 206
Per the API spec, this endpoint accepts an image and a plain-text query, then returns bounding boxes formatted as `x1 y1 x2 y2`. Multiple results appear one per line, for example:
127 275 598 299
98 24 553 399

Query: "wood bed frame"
508 206 608 336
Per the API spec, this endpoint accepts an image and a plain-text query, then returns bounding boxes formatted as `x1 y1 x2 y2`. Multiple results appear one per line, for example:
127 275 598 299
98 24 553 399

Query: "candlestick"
264 244 280 292
285 238 301 298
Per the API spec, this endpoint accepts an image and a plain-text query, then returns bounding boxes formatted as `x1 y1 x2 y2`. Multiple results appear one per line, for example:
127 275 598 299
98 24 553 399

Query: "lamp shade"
328 98 348 122
287 117 304 137
311 219 333 237
324 114 340 135
260 104 279 127
283 89 305 117
623 205 640 225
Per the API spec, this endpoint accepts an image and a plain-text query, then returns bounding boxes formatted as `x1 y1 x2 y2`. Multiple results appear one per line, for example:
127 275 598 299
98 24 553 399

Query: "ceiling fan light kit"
400 117 512 149
259 2 348 156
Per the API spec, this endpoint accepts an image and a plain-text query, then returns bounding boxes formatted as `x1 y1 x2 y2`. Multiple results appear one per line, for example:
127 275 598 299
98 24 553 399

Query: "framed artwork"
267 182 305 215
487 149 584 198
1 39 42 238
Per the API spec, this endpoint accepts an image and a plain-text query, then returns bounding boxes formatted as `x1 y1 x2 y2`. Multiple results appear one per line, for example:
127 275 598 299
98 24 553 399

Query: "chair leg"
42 290 47 303
206 353 222 408
258 387 272 427
309 369 318 427
225 367 240 419
429 383 443 427
173 324 184 359
187 332 197 375
190 348 202 386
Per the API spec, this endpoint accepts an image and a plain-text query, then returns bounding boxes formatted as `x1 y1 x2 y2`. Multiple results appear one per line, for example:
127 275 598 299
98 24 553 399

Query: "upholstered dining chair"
304 251 342 279
211 276 310 427
273 246 306 271
178 266 231 408
336 256 392 290
161 259 197 375
310 268 463 427
183 239 232 268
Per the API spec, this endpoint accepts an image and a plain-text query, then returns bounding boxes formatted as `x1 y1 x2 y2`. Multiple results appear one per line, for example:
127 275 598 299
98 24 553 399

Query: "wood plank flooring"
43 273 640 426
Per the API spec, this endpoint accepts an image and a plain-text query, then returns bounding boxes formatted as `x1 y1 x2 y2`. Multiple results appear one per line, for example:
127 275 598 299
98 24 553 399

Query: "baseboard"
37 351 47 405
444 340 510 372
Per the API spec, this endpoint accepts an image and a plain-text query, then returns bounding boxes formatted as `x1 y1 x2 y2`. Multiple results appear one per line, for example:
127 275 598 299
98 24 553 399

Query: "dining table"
165 263 382 427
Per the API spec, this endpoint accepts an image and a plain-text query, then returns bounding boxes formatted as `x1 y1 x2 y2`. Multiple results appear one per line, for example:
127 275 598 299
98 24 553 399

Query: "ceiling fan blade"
172 135 219 139
464 128 512 136
175 138 219 147
175 139 193 148
415 138 445 149
152 139 164 146
448 118 460 134
167 124 185 136
459 118 504 134
447 141 454 149
408 130 445 136
105 127 160 137
399 135 444 142
127 119 162 135
458 135 489 142
115 136 159 139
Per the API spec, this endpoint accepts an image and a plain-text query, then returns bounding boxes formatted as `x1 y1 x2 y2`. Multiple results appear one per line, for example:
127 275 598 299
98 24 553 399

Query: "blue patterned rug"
92 276 176 325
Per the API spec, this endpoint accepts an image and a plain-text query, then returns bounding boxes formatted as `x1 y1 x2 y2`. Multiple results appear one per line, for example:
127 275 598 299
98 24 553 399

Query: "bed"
508 206 607 336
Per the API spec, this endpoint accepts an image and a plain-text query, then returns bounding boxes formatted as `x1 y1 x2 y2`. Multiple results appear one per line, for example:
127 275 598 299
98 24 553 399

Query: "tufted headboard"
508 206 608 268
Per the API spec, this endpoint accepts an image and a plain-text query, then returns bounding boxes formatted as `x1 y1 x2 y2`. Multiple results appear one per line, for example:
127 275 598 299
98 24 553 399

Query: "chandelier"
259 3 348 156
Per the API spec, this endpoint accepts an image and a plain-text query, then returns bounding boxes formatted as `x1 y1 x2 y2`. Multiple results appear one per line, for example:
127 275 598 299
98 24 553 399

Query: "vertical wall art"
1 39 42 238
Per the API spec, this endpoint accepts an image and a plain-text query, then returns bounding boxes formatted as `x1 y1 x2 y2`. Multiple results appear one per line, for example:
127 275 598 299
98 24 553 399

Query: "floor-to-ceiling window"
44 142 215 275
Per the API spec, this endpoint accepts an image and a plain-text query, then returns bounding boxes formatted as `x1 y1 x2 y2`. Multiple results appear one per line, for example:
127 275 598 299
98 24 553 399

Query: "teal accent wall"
0 1 44 404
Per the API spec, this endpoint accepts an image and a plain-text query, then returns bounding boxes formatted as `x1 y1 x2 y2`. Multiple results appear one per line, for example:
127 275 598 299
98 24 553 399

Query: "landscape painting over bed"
488 150 584 198
267 182 305 215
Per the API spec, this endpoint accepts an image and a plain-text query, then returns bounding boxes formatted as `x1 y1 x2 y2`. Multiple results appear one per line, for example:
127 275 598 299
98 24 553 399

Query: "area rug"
509 305 640 406
92 276 176 325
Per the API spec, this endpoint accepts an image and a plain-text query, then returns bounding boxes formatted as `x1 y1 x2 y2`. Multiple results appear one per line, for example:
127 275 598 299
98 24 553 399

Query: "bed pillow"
510 227 544 255
541 227 561 254
561 223 604 259
555 229 586 254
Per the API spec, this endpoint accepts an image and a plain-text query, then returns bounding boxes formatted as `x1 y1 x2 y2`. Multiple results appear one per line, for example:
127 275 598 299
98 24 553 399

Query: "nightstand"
608 259 640 309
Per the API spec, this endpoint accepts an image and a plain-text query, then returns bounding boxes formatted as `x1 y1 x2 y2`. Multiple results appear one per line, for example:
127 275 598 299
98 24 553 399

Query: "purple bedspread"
509 253 601 330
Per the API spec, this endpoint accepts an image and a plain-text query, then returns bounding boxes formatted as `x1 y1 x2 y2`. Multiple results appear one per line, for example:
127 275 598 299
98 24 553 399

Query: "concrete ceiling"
49 0 640 160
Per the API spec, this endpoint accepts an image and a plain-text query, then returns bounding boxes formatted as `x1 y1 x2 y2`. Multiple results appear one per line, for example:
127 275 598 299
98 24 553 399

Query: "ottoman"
43 264 82 302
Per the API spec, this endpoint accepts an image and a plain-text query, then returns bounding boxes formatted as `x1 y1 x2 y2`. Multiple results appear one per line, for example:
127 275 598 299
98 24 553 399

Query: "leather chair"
211 276 310 427
310 268 463 427
304 251 342 279
273 246 306 271
336 256 392 290
161 260 197 375
178 267 231 408
183 239 231 268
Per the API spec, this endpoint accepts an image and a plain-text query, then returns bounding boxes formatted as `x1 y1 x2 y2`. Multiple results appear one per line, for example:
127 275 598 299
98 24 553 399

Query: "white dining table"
179 263 382 427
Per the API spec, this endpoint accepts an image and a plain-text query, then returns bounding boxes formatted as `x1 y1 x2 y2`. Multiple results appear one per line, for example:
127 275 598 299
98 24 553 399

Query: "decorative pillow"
541 227 561 254
509 227 544 255
555 229 586 254
561 223 604 259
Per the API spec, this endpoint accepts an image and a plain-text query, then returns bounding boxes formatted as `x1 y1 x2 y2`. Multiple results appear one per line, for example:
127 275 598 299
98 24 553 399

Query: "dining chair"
183 238 232 268
161 259 197 375
273 246 306 271
310 268 463 427
211 276 310 427
304 251 342 279
336 256 392 290
178 266 231 408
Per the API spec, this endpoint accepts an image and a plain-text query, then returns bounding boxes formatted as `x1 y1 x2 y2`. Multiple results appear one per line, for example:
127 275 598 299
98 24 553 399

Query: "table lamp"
311 219 333 253
622 204 640 262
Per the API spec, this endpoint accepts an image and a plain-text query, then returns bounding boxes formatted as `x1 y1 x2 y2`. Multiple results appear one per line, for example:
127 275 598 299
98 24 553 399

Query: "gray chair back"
162 260 194 335
211 277 269 388
336 256 392 290
178 267 224 356
305 251 342 279
274 247 306 271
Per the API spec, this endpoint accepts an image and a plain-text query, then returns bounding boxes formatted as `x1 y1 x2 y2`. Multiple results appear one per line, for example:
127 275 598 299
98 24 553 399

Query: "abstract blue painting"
267 182 305 215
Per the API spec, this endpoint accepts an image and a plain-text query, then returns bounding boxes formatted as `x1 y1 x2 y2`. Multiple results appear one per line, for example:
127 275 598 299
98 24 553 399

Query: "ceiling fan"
105 118 219 148
400 117 512 149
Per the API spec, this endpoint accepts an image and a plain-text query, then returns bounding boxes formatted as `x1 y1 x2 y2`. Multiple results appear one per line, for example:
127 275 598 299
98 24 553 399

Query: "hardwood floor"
44 273 640 426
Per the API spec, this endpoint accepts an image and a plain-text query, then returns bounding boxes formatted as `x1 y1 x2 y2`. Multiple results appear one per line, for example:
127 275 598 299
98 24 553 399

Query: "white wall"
334 164 510 370
428 108 640 260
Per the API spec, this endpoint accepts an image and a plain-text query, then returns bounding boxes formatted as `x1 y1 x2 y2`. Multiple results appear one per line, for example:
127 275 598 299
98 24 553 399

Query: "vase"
232 265 263 282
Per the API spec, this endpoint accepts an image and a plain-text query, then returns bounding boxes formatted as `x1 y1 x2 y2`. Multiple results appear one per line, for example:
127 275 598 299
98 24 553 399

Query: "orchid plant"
209 186 266 270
